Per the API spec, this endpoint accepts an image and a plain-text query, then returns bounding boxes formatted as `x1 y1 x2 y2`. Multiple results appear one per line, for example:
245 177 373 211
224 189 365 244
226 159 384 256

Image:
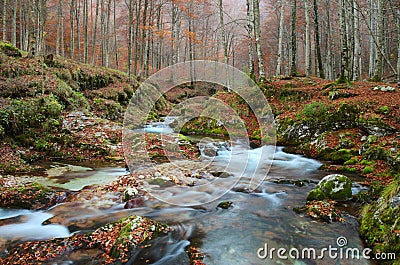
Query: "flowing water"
0 118 372 264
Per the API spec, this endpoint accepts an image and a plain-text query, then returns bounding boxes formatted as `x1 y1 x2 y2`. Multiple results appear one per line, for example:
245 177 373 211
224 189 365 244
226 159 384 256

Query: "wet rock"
202 144 218 157
359 122 397 137
390 193 400 208
272 178 310 187
217 201 233 209
124 196 145 209
307 174 352 201
373 85 396 92
124 187 139 201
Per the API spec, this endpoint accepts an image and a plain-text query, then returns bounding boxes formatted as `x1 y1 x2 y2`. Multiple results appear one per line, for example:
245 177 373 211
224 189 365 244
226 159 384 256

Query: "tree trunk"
324 0 333 79
372 0 384 81
338 0 349 83
304 0 311 76
276 0 285 76
397 9 400 82
2 0 7 41
12 0 17 46
369 0 376 78
91 0 100 65
313 0 324 78
113 0 118 69
70 0 75 59
219 0 228 64
253 0 265 80
127 0 133 77
83 0 88 63
289 0 297 77
353 0 361 81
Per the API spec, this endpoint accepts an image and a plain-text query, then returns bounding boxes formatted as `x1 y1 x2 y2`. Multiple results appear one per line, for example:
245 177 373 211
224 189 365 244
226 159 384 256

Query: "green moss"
344 156 359 165
330 149 356 162
375 106 391 115
307 174 352 201
364 145 387 160
0 41 22 57
361 159 375 165
339 166 358 173
217 201 233 209
360 178 400 263
363 166 375 174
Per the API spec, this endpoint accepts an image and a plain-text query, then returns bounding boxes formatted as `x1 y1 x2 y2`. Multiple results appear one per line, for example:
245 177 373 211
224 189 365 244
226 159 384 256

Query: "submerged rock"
307 174 352 201
217 201 233 209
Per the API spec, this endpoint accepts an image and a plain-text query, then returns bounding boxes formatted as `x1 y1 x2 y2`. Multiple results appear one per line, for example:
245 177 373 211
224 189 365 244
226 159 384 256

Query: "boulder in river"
307 174 352 201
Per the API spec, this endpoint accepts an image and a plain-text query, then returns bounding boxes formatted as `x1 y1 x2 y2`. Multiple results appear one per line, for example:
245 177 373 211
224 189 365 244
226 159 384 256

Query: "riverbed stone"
124 187 139 201
307 174 352 201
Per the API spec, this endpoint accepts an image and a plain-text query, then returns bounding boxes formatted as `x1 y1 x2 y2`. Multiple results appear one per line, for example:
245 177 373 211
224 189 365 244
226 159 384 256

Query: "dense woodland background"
1 0 399 82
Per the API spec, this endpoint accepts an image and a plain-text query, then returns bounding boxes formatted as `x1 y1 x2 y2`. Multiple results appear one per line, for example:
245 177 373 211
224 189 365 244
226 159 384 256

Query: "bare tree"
372 0 384 81
339 0 349 82
304 0 311 76
313 0 324 78
253 0 265 80
247 0 255 78
276 0 285 76
353 0 361 81
289 0 296 77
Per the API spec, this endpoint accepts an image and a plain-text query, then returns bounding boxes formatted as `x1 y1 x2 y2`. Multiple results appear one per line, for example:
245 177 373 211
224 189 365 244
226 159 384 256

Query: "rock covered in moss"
307 174 352 201
0 215 170 264
294 199 345 223
0 178 64 209
360 178 400 263
217 201 233 209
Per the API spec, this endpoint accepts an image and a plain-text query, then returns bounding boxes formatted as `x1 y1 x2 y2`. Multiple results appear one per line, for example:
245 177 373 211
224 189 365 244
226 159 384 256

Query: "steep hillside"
0 42 137 172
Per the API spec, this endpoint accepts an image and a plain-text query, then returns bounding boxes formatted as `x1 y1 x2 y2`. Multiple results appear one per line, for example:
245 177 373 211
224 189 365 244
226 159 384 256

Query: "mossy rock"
330 149 357 162
106 215 170 259
0 42 22 57
307 174 352 201
0 182 57 209
217 201 233 209
360 178 400 263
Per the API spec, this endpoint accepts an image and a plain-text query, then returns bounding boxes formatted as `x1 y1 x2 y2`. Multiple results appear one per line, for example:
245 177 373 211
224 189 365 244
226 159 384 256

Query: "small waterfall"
127 224 193 265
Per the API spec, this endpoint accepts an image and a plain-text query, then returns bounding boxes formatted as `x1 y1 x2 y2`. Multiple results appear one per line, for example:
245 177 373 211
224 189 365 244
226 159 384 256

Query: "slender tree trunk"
18 0 23 50
76 0 81 58
289 0 297 76
133 0 142 76
353 0 361 81
324 0 333 79
369 0 376 78
91 0 100 65
56 0 61 55
313 0 324 78
276 0 285 76
253 0 265 80
339 0 349 82
113 0 118 69
373 0 384 81
397 9 400 82
12 0 17 46
83 0 88 63
219 0 227 64
2 0 7 41
304 0 311 76
70 0 75 59
127 0 133 77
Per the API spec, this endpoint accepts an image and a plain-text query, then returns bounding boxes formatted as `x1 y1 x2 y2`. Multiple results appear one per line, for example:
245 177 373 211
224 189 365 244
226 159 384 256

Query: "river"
0 118 371 265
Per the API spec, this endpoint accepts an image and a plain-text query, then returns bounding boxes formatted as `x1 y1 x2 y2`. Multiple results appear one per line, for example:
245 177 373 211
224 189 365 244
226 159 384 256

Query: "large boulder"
307 174 352 201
